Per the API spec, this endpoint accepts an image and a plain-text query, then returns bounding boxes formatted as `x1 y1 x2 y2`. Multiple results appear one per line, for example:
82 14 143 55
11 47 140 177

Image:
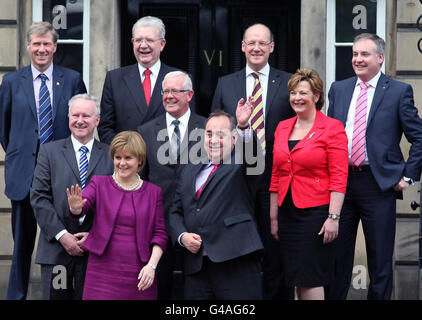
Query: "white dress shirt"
138 60 161 94
344 71 381 165
166 108 191 142
245 63 270 119
31 64 54 130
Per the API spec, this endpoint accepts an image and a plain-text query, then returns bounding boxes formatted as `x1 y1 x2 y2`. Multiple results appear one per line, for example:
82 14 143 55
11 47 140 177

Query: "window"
326 0 385 91
32 0 90 91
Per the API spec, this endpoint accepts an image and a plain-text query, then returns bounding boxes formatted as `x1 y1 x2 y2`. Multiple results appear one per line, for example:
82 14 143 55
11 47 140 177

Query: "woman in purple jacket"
67 131 168 300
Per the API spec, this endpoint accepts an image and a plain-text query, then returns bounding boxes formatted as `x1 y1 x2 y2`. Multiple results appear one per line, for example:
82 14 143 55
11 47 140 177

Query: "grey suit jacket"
30 137 114 265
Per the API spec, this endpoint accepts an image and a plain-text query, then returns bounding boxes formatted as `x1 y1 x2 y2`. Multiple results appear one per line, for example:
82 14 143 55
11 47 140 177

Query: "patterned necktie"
351 82 371 166
250 72 266 152
196 163 219 198
143 69 152 106
171 119 181 156
79 146 89 190
39 73 53 144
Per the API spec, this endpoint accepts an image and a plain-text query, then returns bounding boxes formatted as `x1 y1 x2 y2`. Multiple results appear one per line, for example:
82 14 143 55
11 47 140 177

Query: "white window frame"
32 0 90 92
326 0 386 97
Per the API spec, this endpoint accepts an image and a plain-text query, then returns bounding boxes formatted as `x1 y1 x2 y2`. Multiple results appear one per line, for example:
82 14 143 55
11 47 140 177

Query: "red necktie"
351 82 370 166
143 69 152 106
196 163 219 198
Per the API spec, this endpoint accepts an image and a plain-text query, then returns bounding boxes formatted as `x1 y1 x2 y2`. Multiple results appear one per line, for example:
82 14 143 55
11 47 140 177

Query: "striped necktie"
79 146 89 190
39 73 53 144
171 119 181 156
351 82 371 166
250 72 266 152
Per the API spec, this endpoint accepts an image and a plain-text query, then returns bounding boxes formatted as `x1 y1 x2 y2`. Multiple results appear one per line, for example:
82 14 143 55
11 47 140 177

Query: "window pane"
336 0 377 43
336 46 355 81
43 0 84 40
53 43 83 76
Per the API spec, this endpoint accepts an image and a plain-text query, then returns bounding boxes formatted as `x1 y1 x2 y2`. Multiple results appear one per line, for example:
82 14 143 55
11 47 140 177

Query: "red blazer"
270 111 348 208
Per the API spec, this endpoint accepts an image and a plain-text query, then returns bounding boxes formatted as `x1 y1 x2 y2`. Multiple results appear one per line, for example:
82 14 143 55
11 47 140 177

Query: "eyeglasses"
133 38 162 45
243 41 273 48
161 89 190 96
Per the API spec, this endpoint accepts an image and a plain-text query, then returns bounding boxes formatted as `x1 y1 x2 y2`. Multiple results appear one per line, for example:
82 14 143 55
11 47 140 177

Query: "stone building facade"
0 0 421 300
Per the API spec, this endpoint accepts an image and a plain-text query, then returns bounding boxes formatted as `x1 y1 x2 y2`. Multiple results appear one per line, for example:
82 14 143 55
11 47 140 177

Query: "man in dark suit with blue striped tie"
0 22 86 299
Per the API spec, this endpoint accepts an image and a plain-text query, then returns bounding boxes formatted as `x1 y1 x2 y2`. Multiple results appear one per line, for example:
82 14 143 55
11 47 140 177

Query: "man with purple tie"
326 33 422 300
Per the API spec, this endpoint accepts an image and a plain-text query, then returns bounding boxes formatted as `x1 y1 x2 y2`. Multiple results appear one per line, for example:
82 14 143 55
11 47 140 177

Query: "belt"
349 165 370 172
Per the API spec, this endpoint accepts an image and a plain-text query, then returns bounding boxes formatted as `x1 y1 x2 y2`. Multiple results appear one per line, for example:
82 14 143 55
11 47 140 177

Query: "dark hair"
288 67 325 110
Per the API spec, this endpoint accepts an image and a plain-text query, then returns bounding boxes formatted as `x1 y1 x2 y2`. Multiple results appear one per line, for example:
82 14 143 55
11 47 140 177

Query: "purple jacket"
79 175 168 263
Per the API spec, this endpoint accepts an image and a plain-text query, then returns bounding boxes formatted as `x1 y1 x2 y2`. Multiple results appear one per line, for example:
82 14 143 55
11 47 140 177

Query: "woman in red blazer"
269 68 348 300
67 131 168 300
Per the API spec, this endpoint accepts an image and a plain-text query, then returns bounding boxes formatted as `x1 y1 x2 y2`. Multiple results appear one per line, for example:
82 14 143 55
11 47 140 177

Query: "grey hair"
132 16 165 39
162 71 193 91
243 23 274 43
354 33 385 57
68 94 100 116
27 21 59 43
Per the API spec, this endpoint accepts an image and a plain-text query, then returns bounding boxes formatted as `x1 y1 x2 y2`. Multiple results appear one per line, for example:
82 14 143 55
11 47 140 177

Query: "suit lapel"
21 66 37 120
181 113 203 156
236 68 247 100
62 137 80 182
367 73 388 128
339 77 358 125
52 65 64 122
148 63 168 114
277 117 297 154
86 139 105 179
123 64 147 119
265 68 281 120
292 111 326 152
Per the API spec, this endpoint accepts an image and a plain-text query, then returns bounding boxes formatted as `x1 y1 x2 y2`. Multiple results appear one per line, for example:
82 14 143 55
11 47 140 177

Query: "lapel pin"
272 80 275 83
56 81 60 86
308 132 316 139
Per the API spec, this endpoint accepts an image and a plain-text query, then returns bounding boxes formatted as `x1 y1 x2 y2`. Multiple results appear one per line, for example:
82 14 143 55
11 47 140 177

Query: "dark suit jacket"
0 64 86 201
30 137 114 265
98 63 180 144
137 111 206 231
211 67 295 188
270 111 348 208
78 175 168 264
169 151 264 275
327 73 422 191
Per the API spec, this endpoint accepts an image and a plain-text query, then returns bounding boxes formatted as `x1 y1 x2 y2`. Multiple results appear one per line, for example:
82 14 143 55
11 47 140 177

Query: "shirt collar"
71 135 95 154
138 59 161 77
31 63 53 81
246 63 270 78
166 108 191 128
356 70 381 89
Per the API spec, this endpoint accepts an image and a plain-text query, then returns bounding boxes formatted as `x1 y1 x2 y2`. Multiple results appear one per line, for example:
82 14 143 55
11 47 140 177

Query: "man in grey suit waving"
211 23 295 300
30 94 114 300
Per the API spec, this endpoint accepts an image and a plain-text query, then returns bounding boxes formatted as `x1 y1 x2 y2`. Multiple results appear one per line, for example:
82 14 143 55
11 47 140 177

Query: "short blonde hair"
109 131 146 171
288 67 325 110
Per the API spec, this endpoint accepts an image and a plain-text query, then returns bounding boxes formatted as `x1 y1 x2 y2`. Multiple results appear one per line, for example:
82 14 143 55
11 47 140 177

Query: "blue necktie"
79 146 89 190
39 73 53 144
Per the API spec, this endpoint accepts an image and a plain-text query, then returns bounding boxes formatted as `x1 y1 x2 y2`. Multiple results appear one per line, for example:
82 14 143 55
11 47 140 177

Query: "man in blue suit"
0 21 86 299
326 33 422 300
